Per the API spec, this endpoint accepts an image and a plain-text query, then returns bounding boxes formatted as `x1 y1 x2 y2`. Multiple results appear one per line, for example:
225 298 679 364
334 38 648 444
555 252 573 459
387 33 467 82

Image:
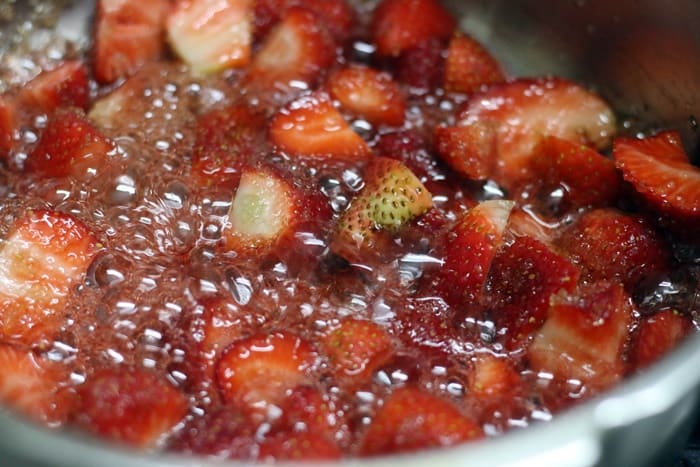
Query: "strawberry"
253 0 355 42
20 61 90 113
321 319 394 386
0 96 17 154
632 309 693 370
0 344 73 425
395 37 445 90
269 92 371 160
0 210 98 346
485 236 580 349
528 282 634 391
331 157 433 260
468 354 520 398
437 200 514 308
215 331 316 417
259 430 341 461
526 135 620 211
438 78 616 189
613 130 700 227
75 367 188 447
359 386 482 455
247 7 336 88
507 207 556 245
223 168 299 253
556 208 671 289
193 298 248 357
444 33 505 94
328 65 406 127
274 386 338 439
434 120 498 181
394 297 461 356
371 0 456 57
190 104 267 190
374 130 445 183
168 0 253 75
94 0 170 83
25 109 114 179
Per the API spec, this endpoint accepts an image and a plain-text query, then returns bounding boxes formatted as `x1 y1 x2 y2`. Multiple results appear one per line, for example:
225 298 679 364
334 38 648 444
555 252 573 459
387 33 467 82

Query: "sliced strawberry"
528 282 634 391
168 0 253 75
0 210 98 346
468 354 520 398
25 109 114 179
194 298 247 357
223 168 299 253
527 135 620 211
94 0 170 83
0 344 73 425
321 319 394 386
371 0 456 57
0 96 18 155
359 386 482 455
328 65 406 127
613 131 700 226
216 331 316 417
374 130 445 183
395 37 445 90
75 367 188 447
331 157 433 261
434 120 498 180
507 207 556 245
253 0 355 42
485 236 580 349
191 104 267 190
439 78 616 189
444 33 505 94
247 7 336 88
394 296 461 356
557 208 671 289
274 386 338 440
633 309 693 370
258 430 341 461
20 61 90 113
269 92 371 160
437 200 514 308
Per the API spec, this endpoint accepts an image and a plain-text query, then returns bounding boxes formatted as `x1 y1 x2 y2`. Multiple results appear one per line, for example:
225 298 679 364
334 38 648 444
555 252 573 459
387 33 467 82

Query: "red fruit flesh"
20 61 90 113
468 354 520 398
258 431 341 462
444 33 505 94
633 309 693 370
253 0 355 41
0 96 17 154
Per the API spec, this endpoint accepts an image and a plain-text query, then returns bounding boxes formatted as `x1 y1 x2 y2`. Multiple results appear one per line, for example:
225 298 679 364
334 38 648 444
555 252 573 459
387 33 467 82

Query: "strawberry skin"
437 200 514 308
0 210 98 345
168 0 253 75
613 131 700 226
253 0 355 41
395 297 461 356
633 309 693 370
359 386 482 455
94 0 169 83
444 33 505 94
20 61 90 113
269 92 371 160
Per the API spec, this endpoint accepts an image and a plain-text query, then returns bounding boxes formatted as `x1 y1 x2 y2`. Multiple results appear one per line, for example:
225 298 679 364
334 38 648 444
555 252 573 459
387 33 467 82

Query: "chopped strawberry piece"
468 354 520 398
434 120 497 180
444 33 505 94
633 309 693 370
507 207 556 245
259 430 341 461
269 92 370 160
328 65 406 127
168 0 253 75
359 386 482 455
20 61 90 113
321 319 394 386
75 367 188 447
394 297 461 356
437 200 514 308
0 344 73 425
248 7 336 88
613 131 700 226
486 236 580 348
375 130 445 183
25 109 113 179
557 208 671 289
331 157 433 261
528 282 634 391
191 104 267 190
216 331 316 417
194 298 247 357
0 96 18 155
371 0 456 57
0 210 98 346
527 136 620 211
274 386 339 439
94 0 169 83
253 0 355 41
396 37 446 90
440 78 616 189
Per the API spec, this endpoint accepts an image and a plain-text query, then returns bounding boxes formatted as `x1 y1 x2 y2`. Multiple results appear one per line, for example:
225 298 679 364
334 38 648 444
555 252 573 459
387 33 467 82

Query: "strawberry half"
0 96 17 154
216 331 316 417
331 157 433 261
20 61 90 113
25 109 114 179
168 0 253 75
632 309 693 370
328 65 406 127
359 386 482 455
468 353 520 398
444 33 505 94
371 0 456 57
437 200 514 308
269 92 371 160
528 281 633 391
75 367 188 447
0 210 98 346
94 0 170 83
396 37 446 90
437 78 616 189
613 130 700 227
